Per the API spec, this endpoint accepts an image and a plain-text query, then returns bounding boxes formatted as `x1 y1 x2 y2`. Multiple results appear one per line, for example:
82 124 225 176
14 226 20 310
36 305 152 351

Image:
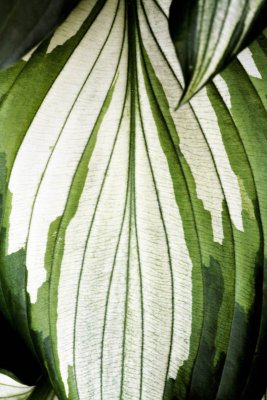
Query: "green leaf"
0 370 34 400
0 370 34 399
0 309 42 386
0 1 266 399
28 377 58 400
0 372 57 400
0 0 81 69
169 0 267 103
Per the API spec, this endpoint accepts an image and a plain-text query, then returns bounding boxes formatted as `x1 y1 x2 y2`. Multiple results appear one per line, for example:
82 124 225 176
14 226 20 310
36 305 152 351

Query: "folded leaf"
169 0 267 103
0 1 266 400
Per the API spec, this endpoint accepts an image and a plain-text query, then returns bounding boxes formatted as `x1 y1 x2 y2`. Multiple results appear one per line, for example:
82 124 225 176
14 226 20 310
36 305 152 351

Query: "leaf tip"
177 88 194 108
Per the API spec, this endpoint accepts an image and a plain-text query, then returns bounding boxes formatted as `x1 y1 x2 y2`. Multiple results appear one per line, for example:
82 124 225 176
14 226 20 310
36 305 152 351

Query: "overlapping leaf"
169 0 267 103
0 371 34 399
0 0 266 399
0 0 80 69
0 371 57 399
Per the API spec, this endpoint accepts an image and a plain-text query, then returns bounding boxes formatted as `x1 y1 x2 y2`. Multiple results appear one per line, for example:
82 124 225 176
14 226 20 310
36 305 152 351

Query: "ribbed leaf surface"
0 372 34 399
0 372 57 399
169 0 267 103
0 0 266 399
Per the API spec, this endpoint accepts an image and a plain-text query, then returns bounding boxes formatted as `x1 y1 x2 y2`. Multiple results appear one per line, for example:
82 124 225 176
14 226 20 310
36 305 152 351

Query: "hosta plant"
0 0 267 399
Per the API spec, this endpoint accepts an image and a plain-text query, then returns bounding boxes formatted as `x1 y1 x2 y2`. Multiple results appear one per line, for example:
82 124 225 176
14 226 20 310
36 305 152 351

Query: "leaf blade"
0 0 267 399
0 0 81 69
169 0 267 103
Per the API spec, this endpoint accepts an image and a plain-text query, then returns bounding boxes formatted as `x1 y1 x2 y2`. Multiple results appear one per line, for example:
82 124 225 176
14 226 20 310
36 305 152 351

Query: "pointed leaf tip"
169 0 267 102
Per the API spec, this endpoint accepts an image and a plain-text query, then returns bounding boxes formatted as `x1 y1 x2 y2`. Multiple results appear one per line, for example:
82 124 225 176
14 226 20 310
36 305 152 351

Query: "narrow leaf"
169 0 267 103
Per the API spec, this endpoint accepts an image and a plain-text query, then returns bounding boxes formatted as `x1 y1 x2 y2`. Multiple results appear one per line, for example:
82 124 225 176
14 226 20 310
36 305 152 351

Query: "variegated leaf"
169 0 267 103
0 372 57 400
0 371 34 399
0 0 266 399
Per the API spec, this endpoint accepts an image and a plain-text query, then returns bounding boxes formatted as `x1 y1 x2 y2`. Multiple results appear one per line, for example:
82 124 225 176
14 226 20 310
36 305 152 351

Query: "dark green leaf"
0 0 81 69
169 0 267 103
